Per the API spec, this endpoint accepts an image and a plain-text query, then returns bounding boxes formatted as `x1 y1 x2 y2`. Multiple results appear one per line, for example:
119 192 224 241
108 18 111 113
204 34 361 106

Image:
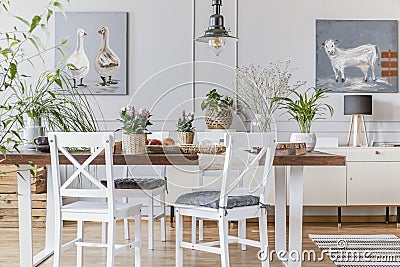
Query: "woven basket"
178 132 195 144
179 144 199 154
205 107 233 129
198 145 226 154
122 133 146 155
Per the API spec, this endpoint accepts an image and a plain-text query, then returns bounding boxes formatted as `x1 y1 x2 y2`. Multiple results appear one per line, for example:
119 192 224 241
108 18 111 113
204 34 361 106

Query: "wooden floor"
0 220 399 266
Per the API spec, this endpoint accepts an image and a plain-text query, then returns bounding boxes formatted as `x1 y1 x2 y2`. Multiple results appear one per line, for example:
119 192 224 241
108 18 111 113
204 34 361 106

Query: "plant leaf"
29 15 41 33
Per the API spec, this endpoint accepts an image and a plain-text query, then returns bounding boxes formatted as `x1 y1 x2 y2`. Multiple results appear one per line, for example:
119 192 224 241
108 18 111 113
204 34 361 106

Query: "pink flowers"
177 110 195 132
139 108 150 118
119 105 152 134
124 105 134 116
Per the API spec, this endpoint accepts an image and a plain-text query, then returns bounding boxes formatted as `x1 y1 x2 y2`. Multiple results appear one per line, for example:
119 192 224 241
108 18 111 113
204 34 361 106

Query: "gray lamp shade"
344 95 372 115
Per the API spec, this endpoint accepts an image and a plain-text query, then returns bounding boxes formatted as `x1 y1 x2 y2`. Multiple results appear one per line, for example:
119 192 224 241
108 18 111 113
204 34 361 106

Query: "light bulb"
208 37 225 56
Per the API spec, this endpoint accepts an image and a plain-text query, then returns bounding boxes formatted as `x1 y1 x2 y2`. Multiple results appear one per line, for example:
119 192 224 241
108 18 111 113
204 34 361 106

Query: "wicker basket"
178 132 195 144
146 145 181 154
122 133 146 155
198 145 226 154
179 144 199 154
205 107 233 129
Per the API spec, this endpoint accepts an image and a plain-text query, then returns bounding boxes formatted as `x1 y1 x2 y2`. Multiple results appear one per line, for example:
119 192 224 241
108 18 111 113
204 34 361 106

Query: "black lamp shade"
344 95 372 115
195 0 238 43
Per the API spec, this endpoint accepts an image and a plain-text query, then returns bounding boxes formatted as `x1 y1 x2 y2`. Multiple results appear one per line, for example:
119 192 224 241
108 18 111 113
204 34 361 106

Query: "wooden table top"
0 150 345 166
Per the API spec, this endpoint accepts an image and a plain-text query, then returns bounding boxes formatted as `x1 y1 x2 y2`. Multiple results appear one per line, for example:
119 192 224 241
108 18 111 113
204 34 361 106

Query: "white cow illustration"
322 39 378 83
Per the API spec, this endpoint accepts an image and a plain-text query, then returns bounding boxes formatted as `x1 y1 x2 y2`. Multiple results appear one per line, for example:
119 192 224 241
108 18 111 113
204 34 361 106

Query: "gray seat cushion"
175 191 259 209
101 178 166 190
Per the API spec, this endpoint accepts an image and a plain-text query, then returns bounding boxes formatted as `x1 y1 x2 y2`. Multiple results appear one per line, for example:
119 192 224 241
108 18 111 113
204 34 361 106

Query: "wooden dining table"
0 150 345 267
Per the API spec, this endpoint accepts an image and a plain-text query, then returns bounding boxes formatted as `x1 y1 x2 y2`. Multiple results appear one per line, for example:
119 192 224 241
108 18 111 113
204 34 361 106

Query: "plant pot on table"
290 133 316 152
178 132 195 145
205 107 233 130
122 133 147 155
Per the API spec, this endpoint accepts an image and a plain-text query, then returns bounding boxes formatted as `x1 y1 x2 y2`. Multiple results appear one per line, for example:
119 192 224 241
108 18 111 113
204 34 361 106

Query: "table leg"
288 166 303 267
275 166 287 254
18 166 33 267
33 166 55 266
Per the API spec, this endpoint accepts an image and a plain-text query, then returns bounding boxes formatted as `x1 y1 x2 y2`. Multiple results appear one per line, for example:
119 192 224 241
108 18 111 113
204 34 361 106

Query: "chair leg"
148 195 154 250
191 216 197 244
238 219 246 251
259 210 269 267
106 220 116 267
175 208 183 267
77 220 84 267
135 211 142 267
219 214 230 267
123 197 130 240
199 219 204 241
53 216 62 267
160 190 166 242
101 222 107 244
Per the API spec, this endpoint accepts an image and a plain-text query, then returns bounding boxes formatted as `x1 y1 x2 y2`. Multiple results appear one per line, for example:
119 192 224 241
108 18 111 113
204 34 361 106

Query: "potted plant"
14 69 99 147
0 0 70 155
279 87 334 152
119 106 152 154
177 110 195 144
201 89 233 129
235 61 305 132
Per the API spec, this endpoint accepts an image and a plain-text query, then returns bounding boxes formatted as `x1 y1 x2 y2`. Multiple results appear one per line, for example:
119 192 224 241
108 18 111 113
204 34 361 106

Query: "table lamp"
344 95 372 147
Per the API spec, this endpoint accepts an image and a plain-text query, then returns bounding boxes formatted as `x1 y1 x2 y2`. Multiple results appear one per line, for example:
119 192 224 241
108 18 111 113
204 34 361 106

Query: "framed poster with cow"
316 20 398 93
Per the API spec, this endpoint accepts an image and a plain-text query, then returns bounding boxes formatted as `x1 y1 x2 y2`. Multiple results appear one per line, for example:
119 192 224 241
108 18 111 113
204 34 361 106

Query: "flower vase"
23 117 45 149
122 133 147 155
178 132 194 144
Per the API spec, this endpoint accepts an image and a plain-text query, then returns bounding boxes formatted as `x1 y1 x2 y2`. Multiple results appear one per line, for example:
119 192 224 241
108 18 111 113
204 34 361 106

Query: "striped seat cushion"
175 191 259 209
101 178 166 190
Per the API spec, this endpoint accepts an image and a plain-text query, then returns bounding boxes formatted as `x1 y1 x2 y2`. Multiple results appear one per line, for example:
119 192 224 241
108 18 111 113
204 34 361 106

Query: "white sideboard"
313 147 400 207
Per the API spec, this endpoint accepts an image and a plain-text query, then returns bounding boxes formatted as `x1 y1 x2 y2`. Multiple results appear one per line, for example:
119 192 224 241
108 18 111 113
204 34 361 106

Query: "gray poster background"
316 20 398 93
55 12 128 95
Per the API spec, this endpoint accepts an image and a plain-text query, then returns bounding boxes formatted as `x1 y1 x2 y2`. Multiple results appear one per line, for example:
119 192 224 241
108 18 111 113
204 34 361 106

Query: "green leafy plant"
177 110 195 132
119 106 152 134
200 89 233 116
279 88 334 133
0 0 72 156
13 69 99 132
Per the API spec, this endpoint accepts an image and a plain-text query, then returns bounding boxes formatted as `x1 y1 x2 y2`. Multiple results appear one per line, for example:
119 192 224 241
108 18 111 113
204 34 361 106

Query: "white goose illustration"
94 26 121 86
66 29 89 88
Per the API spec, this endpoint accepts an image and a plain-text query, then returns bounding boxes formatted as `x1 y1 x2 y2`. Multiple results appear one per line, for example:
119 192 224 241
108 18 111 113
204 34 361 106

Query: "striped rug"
309 234 400 266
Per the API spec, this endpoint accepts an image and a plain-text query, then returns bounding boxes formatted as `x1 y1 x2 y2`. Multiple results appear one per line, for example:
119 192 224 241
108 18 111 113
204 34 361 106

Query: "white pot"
290 133 316 152
24 126 46 149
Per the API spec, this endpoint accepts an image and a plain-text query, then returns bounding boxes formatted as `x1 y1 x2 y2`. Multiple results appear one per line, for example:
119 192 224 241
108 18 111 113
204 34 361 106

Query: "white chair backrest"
219 132 276 209
125 131 169 178
49 132 115 207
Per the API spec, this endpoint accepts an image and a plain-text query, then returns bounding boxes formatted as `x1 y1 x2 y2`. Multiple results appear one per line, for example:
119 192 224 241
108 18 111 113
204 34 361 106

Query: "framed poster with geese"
55 12 128 95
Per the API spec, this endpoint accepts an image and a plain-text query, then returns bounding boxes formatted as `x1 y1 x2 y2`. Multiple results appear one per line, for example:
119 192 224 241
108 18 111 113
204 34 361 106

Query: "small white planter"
290 133 316 152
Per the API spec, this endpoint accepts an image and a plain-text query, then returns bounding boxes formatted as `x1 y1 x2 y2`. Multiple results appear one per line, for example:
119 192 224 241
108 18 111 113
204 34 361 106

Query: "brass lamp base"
347 114 369 147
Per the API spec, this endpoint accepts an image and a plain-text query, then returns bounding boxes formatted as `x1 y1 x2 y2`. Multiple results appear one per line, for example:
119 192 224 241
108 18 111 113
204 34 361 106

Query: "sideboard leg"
337 207 342 229
170 206 175 227
385 207 390 224
397 207 399 229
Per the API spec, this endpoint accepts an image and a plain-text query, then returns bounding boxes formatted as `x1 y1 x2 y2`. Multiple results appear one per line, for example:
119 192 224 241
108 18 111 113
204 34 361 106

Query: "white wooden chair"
102 132 168 250
175 132 276 267
193 132 247 250
49 132 142 267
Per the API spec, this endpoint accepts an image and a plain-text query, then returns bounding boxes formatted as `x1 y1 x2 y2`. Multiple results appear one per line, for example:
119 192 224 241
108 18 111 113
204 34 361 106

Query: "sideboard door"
347 162 400 206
